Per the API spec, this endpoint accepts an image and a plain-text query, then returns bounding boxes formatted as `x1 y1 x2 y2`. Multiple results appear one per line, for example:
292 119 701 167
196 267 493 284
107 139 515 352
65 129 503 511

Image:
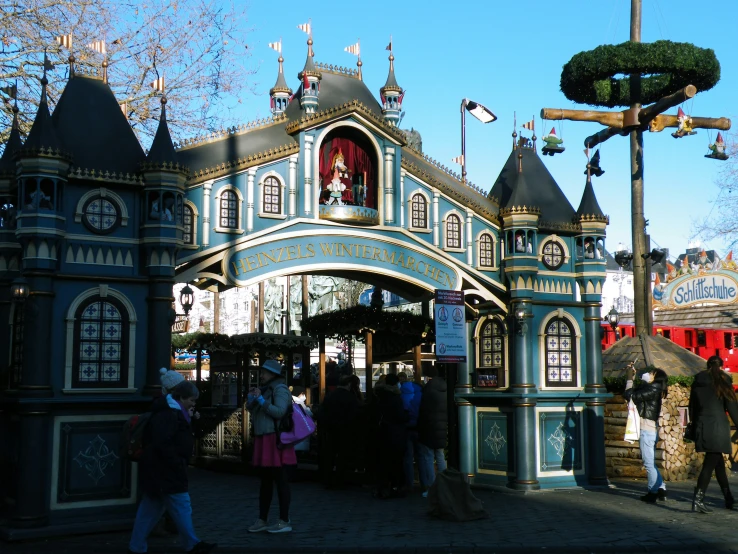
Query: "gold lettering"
231 258 248 276
372 247 382 261
382 249 396 265
445 273 455 288
276 247 285 262
406 256 416 272
306 244 316 257
246 255 258 271
396 253 405 267
263 250 278 264
416 261 426 275
287 245 297 260
320 243 334 256
362 245 372 259
339 243 353 257
424 263 433 277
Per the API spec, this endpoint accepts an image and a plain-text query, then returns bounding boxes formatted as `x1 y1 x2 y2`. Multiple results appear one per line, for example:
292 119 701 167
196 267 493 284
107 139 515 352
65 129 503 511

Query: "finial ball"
389 54 395 62
161 96 168 105
308 38 313 46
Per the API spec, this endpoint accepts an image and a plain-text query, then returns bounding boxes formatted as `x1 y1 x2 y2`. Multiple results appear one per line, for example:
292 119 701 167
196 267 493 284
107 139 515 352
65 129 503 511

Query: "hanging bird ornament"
585 149 605 177
705 132 729 160
672 107 697 138
542 127 565 156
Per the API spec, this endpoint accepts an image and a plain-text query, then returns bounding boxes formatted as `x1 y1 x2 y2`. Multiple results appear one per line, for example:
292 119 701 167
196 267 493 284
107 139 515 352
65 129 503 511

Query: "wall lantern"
10 277 29 303
179 283 194 316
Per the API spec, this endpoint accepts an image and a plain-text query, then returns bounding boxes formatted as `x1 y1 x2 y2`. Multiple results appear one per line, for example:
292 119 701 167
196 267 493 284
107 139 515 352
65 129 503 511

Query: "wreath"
560 40 720 108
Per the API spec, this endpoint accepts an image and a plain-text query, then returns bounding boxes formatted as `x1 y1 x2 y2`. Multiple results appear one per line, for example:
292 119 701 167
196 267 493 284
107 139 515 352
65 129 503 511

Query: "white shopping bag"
624 399 641 443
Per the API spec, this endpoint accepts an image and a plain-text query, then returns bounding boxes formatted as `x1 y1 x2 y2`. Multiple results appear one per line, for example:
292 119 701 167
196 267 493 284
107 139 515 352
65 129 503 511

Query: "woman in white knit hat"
161 367 185 395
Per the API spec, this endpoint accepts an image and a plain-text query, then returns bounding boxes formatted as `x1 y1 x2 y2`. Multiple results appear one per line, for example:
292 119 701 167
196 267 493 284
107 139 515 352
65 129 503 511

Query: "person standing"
399 372 423 491
417 367 448 497
128 381 216 554
373 373 408 498
318 374 359 488
689 355 738 513
624 364 669 503
247 360 295 534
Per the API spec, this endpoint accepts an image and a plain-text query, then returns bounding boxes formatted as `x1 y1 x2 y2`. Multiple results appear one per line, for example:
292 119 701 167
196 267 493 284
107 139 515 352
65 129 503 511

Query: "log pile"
605 384 729 481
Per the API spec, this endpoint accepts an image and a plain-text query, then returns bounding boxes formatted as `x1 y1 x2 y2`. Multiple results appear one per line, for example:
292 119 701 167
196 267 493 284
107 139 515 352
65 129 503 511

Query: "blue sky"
234 0 736 259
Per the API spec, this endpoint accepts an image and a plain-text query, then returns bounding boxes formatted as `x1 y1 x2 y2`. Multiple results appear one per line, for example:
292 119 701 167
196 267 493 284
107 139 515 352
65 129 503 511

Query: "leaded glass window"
183 205 194 245
446 214 461 249
83 197 119 233
478 319 504 387
263 176 281 214
220 190 238 229
411 194 427 228
545 317 576 387
479 233 494 267
542 240 565 270
74 298 128 387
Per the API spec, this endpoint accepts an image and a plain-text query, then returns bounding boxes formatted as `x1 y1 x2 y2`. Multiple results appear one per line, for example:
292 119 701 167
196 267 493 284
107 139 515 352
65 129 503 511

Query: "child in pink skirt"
247 359 296 534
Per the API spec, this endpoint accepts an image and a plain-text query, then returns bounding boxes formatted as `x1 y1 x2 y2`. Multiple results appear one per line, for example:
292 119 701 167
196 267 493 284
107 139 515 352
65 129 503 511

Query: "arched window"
262 176 281 215
411 194 427 229
478 318 505 388
479 233 494 267
183 204 195 245
446 214 461 249
220 189 238 229
542 239 565 270
83 196 119 233
545 317 576 387
73 297 129 388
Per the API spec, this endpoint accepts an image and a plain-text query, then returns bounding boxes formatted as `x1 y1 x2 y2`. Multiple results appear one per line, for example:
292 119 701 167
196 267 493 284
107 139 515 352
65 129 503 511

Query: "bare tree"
0 0 255 147
693 135 738 249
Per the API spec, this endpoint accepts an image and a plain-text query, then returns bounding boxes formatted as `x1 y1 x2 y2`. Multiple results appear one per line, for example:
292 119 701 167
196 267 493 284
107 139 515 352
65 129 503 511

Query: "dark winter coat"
319 386 359 433
140 395 194 495
375 382 409 453
418 377 448 450
623 381 664 423
690 370 738 454
400 381 423 428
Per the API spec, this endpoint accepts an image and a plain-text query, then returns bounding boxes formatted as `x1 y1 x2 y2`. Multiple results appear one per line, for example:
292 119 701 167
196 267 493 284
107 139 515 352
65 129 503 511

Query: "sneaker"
248 519 269 533
267 519 292 533
188 542 218 554
657 488 667 502
640 492 658 504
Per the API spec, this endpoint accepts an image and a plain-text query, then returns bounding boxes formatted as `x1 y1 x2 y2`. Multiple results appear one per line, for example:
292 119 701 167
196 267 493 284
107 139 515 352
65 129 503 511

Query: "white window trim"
63 286 137 392
74 187 128 227
442 209 465 253
407 188 431 233
538 309 583 392
213 184 245 234
182 200 199 250
475 231 497 271
474 315 509 390
538 234 571 267
257 171 288 220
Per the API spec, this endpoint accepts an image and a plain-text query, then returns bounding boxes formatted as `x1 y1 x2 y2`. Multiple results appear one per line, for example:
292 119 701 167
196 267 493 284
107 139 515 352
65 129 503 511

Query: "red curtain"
319 137 376 208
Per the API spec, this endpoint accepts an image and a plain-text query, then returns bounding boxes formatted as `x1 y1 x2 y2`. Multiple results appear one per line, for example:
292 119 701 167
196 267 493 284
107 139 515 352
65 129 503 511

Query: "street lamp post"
460 98 497 183
606 306 620 340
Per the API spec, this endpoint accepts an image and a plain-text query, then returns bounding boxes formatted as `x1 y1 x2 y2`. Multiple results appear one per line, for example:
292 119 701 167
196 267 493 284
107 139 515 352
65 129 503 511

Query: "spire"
146 96 178 166
380 40 404 127
270 56 291 96
0 102 22 173
576 177 607 221
298 36 321 114
270 54 292 116
380 52 402 96
24 65 61 152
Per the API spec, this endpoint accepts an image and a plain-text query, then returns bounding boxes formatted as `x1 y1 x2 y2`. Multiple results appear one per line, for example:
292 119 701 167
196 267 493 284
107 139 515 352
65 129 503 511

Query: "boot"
640 491 658 504
692 487 713 514
721 486 735 510
657 488 667 502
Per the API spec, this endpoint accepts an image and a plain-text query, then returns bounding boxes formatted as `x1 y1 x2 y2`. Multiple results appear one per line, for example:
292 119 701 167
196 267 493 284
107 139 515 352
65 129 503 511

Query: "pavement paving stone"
2 467 738 553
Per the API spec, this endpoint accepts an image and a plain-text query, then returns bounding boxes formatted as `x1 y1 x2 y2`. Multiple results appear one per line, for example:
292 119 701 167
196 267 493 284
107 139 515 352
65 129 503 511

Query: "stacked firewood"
604 385 729 481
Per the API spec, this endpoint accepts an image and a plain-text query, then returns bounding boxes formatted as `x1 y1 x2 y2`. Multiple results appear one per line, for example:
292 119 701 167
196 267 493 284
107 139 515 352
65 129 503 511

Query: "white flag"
344 42 360 57
151 76 165 92
268 40 282 54
297 22 311 35
452 155 464 165
86 40 106 54
55 32 73 49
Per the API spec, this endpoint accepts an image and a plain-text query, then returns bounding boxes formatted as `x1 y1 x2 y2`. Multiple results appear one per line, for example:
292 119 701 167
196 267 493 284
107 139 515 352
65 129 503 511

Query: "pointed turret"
380 46 404 127
270 55 292 116
575 177 607 223
23 73 61 153
298 38 321 114
147 97 178 166
0 103 22 175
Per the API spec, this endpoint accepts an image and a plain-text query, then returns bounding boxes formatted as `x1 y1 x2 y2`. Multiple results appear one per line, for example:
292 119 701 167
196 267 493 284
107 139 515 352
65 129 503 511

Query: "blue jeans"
403 430 420 488
639 429 664 493
129 492 200 553
417 443 447 488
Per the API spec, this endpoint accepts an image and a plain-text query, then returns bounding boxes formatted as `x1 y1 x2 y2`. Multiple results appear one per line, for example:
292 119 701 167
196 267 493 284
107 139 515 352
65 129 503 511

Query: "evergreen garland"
561 40 720 107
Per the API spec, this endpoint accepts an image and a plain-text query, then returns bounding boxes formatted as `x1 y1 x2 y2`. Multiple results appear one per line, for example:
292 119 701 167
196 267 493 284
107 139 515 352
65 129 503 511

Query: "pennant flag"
451 155 464 165
344 41 360 57
297 22 311 35
268 40 282 54
385 37 392 51
727 251 734 261
302 72 309 89
270 96 275 109
0 84 17 100
151 76 165 92
55 33 72 49
380 94 386 105
43 53 54 73
522 119 534 131
398 91 405 104
86 40 106 54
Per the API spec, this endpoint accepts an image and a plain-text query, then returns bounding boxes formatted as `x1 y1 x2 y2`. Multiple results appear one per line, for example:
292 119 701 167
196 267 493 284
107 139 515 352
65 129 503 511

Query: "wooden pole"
365 330 373 399
541 107 624 128
413 344 422 384
213 290 220 333
584 126 625 149
649 114 731 132
258 281 265 333
638 85 696 125
196 347 202 390
319 336 326 403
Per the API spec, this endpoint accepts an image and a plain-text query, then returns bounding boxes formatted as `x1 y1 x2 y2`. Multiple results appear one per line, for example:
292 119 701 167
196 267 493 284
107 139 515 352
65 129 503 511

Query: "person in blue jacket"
399 372 423 491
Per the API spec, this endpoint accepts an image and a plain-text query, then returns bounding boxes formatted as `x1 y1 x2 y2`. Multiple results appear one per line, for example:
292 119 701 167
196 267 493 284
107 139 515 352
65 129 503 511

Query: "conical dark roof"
490 147 576 223
380 54 402 94
298 40 320 80
0 107 22 173
51 75 144 174
270 58 292 95
576 177 606 220
146 100 178 165
24 79 61 152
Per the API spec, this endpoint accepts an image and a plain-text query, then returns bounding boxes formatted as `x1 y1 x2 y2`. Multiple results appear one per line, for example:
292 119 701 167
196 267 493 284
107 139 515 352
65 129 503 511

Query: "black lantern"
514 305 528 335
614 250 633 268
179 284 194 316
10 277 29 303
643 248 666 264
606 306 620 338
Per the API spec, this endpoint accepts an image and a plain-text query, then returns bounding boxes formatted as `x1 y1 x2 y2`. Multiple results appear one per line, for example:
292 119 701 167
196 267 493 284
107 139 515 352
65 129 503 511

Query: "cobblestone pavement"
5 468 738 553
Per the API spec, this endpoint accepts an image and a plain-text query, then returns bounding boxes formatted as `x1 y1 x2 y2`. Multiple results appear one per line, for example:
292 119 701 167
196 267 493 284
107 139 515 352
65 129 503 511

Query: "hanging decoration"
705 132 729 160
672 107 697 138
585 149 605 176
542 127 565 156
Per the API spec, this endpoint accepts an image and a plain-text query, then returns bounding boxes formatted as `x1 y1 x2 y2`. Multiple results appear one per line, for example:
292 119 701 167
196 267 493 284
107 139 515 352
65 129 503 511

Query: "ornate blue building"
0 37 609 536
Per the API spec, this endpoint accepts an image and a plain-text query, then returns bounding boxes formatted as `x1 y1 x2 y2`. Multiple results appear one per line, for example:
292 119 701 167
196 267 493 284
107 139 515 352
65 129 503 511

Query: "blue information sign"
434 289 467 363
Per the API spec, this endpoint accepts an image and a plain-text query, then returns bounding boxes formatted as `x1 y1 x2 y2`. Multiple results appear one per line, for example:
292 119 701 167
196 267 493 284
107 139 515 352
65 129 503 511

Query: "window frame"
477 231 496 270
409 192 429 231
213 184 244 234
475 316 507 389
443 211 464 252
182 200 199 249
258 173 287 220
541 239 566 271
81 196 121 235
541 314 580 389
74 188 129 229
